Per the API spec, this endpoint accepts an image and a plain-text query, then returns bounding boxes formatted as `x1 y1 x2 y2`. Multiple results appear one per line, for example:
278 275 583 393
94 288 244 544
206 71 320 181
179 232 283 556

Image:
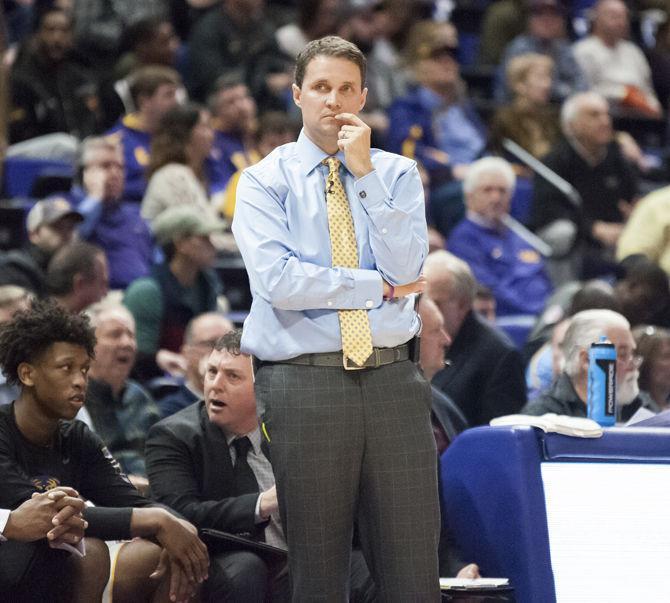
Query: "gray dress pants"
255 359 441 603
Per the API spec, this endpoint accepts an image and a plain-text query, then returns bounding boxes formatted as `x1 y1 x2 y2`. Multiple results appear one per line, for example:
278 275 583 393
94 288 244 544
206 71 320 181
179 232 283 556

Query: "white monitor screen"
541 462 670 602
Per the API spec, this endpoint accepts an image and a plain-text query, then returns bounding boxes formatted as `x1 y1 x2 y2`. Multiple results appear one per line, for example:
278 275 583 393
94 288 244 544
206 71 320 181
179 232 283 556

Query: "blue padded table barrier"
441 425 670 602
441 426 554 603
542 426 670 463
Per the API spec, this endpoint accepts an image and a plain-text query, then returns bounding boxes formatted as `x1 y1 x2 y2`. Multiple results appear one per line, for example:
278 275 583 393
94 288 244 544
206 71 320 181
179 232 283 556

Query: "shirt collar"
122 112 148 132
296 129 351 177
225 426 262 455
466 210 506 232
566 135 607 167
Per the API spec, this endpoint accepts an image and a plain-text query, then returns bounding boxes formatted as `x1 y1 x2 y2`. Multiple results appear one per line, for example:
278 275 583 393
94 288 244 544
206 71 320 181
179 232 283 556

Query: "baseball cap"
26 197 83 233
152 205 228 246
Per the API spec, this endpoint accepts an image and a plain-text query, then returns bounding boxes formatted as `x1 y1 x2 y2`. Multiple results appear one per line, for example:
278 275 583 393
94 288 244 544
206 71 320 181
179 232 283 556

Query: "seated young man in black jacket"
0 299 208 602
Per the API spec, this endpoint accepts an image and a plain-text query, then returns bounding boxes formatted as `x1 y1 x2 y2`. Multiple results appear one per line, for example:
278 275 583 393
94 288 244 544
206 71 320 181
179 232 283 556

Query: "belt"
269 343 410 370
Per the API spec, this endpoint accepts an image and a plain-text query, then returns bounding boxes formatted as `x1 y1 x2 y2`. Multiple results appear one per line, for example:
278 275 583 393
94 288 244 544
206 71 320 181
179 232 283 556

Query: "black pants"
203 549 376 602
0 541 71 602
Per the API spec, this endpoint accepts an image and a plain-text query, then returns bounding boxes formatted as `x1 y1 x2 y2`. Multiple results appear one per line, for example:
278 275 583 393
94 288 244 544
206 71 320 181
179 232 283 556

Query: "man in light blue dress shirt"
233 36 440 601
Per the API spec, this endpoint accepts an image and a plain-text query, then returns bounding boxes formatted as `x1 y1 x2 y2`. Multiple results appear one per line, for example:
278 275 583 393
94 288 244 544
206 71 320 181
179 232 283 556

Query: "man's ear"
17 362 35 387
579 348 590 372
359 87 368 112
457 297 470 317
72 272 86 294
292 83 301 108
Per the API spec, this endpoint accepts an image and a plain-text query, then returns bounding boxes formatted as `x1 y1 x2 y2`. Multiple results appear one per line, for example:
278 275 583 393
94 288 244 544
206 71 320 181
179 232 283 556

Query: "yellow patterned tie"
323 157 374 367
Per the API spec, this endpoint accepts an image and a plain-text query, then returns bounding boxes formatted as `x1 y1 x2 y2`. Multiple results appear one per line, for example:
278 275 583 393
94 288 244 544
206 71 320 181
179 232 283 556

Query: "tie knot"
324 156 340 174
233 436 252 459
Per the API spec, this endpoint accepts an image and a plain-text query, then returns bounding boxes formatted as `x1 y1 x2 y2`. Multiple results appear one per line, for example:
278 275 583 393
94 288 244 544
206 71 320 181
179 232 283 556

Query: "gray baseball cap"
152 205 227 246
26 197 83 233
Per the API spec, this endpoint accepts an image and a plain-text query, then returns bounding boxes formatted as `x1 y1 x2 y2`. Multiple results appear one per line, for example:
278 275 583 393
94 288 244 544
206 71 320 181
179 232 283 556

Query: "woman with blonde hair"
490 52 560 159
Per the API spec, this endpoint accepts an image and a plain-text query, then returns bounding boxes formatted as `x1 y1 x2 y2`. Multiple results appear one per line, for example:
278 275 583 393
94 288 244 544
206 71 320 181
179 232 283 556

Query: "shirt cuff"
0 508 10 541
349 268 384 309
353 170 389 209
254 494 264 524
51 538 86 557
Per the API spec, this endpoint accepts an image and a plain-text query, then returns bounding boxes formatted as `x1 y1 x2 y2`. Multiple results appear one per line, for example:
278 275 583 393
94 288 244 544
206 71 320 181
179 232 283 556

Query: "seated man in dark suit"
146 329 375 602
417 296 480 580
418 296 469 451
424 250 527 426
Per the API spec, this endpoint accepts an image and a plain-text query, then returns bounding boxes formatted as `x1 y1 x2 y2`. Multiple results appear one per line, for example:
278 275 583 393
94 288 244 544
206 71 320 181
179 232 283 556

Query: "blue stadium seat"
496 314 536 349
3 157 74 199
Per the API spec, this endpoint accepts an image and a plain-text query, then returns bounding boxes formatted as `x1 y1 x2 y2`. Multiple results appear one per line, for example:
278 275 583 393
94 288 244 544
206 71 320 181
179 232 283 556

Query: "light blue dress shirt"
232 130 428 361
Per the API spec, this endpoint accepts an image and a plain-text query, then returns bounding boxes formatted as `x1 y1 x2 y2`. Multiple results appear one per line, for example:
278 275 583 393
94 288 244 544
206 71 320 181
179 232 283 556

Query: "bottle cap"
591 335 614 348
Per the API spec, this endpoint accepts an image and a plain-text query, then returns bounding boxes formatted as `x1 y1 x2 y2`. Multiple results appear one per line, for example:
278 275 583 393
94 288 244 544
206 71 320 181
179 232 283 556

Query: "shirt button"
381 228 388 234
365 300 374 308
359 191 367 199
327 300 333 307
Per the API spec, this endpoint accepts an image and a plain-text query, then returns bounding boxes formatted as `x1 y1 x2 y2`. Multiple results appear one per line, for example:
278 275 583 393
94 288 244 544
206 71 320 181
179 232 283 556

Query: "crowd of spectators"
3 0 670 598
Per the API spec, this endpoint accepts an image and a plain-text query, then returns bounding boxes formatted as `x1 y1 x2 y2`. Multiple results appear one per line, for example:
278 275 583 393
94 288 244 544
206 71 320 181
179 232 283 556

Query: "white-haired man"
81 301 160 489
521 308 644 419
447 156 552 317
425 250 527 426
529 91 638 281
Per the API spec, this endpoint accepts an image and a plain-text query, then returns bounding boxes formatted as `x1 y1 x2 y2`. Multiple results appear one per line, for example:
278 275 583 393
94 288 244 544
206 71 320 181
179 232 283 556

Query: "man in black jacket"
424 250 527 426
0 299 208 602
146 329 375 602
529 91 638 280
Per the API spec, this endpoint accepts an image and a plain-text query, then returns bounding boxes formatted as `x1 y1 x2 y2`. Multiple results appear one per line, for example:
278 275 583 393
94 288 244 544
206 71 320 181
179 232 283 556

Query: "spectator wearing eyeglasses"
157 312 233 418
522 309 647 421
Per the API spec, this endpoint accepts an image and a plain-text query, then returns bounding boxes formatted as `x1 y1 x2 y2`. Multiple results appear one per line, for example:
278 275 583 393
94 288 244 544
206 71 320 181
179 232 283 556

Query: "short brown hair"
294 36 366 88
129 65 181 107
214 329 243 356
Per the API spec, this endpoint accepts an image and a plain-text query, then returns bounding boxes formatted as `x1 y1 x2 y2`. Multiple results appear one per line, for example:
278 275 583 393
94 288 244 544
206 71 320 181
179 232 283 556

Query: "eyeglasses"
617 351 643 368
429 45 460 61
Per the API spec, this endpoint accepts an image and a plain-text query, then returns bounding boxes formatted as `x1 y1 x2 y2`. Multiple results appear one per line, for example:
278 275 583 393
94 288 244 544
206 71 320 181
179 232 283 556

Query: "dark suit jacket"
432 311 527 426
145 400 266 539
